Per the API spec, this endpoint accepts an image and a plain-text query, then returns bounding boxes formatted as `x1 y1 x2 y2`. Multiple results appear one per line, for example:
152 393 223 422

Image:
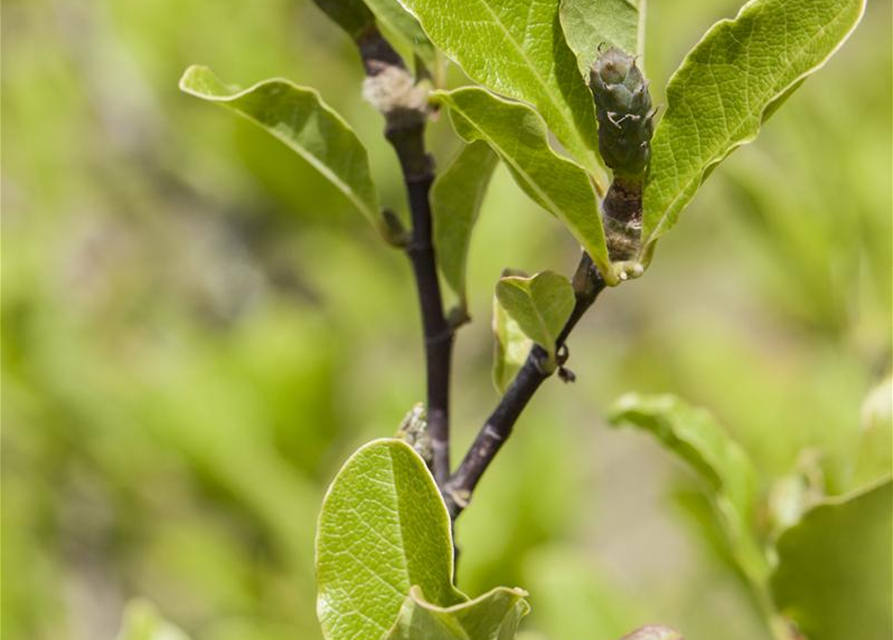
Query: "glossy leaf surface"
316 439 465 640
642 0 866 253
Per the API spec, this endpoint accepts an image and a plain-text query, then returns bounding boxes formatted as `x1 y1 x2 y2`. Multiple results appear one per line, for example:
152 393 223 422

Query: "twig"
356 27 453 485
444 252 606 518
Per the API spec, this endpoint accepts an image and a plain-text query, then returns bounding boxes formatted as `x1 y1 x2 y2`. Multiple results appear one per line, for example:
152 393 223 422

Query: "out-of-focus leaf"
432 141 498 315
400 0 607 185
495 271 574 367
115 600 191 640
492 288 534 395
179 66 392 242
642 0 866 254
619 626 684 640
310 0 375 40
384 585 529 640
436 88 614 282
607 394 768 583
770 479 892 640
853 375 892 487
559 0 646 76
316 439 466 640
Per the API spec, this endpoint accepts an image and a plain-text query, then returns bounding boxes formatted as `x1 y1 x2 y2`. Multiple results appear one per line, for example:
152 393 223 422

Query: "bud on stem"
590 47 655 262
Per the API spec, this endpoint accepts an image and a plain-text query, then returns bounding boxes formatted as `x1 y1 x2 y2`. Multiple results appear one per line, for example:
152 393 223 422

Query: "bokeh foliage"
2 0 890 639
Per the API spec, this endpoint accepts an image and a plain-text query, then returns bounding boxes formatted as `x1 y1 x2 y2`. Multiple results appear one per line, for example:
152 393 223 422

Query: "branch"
444 252 606 518
356 27 454 486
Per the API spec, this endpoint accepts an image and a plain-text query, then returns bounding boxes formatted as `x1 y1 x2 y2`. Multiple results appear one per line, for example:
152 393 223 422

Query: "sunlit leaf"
432 141 498 315
399 0 607 186
771 479 892 640
316 439 466 640
179 66 394 243
384 585 529 640
495 271 574 366
559 0 646 76
436 88 614 282
642 0 866 254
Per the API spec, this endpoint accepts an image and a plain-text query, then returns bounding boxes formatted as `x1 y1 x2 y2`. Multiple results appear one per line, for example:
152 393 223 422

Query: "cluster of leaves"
171 0 876 639
180 0 865 385
608 393 891 640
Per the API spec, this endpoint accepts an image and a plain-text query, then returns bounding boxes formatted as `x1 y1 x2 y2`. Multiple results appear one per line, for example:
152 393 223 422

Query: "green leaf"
361 0 439 69
399 0 607 186
495 271 574 366
432 141 498 315
310 0 375 40
492 289 534 395
559 0 646 76
642 0 866 253
436 88 615 283
316 439 466 640
179 66 393 243
115 600 191 640
608 393 768 583
771 479 892 640
385 585 529 640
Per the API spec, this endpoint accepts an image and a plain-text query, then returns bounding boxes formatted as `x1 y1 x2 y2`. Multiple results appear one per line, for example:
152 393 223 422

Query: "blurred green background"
2 1 890 639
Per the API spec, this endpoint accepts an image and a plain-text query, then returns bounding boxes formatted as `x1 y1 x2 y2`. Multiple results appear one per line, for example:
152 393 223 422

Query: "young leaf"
560 0 646 76
492 291 534 395
316 439 466 640
435 88 615 284
384 585 529 640
399 0 607 186
495 271 575 366
432 141 498 315
179 66 393 243
641 0 866 253
770 479 892 640
608 393 769 583
115 600 191 640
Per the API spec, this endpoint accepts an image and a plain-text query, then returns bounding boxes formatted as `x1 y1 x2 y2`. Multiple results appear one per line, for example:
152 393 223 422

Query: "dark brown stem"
444 253 606 518
356 27 453 486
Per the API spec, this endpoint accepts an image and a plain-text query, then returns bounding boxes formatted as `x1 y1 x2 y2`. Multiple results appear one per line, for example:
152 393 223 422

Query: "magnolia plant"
172 1 890 639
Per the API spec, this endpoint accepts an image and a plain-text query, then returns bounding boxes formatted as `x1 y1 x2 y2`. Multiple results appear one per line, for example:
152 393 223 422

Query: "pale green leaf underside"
771 479 892 640
364 0 438 67
316 439 466 640
495 271 574 362
432 141 498 313
399 0 607 187
385 585 530 640
492 293 533 395
179 66 388 239
642 0 866 253
608 393 768 582
436 88 613 282
115 600 191 640
559 0 646 76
